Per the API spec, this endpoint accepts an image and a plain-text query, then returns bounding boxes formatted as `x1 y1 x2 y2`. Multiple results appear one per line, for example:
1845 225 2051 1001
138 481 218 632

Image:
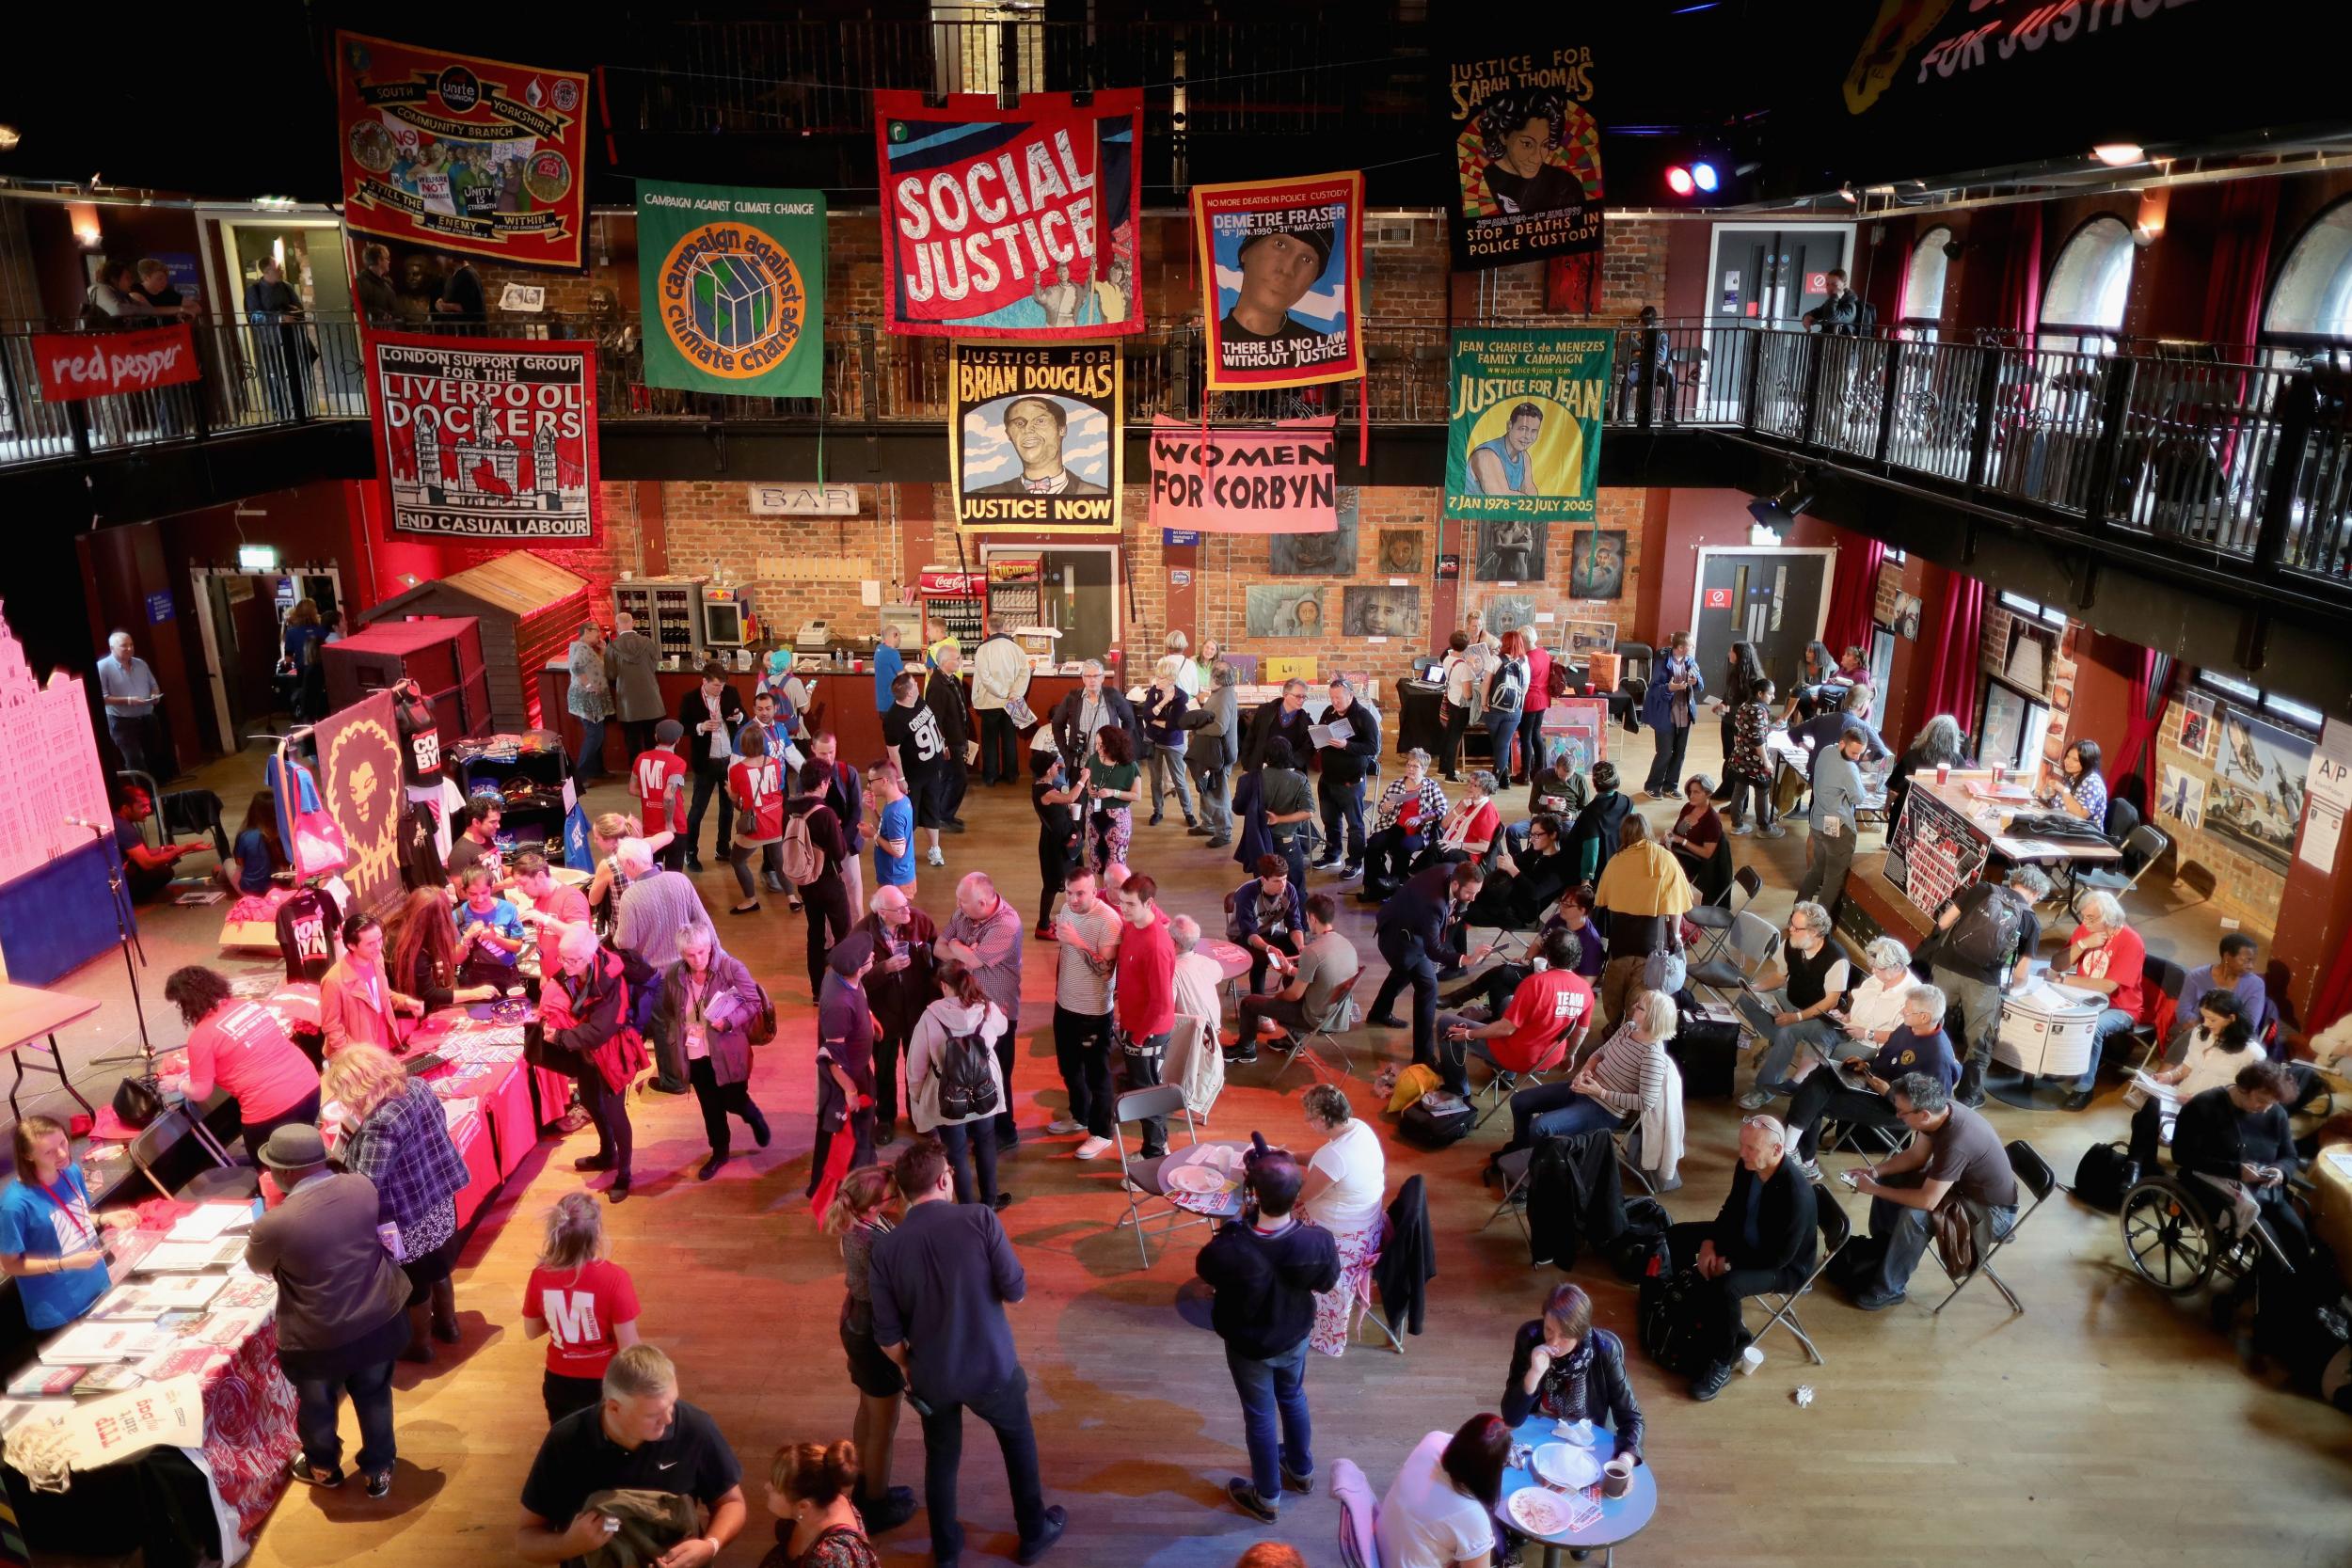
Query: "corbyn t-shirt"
524 1260 642 1379
631 750 688 834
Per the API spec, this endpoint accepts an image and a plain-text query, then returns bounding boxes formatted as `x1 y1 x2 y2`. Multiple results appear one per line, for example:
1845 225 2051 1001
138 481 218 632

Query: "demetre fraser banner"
335 33 590 268
948 342 1122 533
1193 171 1365 390
1444 328 1613 524
1443 46 1604 270
369 333 599 542
1147 419 1338 534
635 181 826 397
874 90 1143 337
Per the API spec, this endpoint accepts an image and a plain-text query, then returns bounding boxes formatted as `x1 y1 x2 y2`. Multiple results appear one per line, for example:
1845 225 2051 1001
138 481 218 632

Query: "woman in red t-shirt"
160 965 323 1152
2059 889 2148 1109
727 727 788 915
521 1193 642 1423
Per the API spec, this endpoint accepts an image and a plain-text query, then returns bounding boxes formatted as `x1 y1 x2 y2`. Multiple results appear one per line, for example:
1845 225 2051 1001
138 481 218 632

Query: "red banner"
335 32 590 269
874 90 1143 337
33 325 200 402
368 332 600 542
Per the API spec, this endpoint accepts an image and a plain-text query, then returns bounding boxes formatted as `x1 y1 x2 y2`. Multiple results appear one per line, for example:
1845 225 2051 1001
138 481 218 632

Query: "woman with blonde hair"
1501 989 1678 1152
1138 652 1195 829
321 1045 470 1360
822 1165 916 1533
759 1440 880 1568
520 1192 641 1422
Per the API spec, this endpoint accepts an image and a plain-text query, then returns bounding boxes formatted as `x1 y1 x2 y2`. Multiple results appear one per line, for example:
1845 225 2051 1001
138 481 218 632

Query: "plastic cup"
1602 1456 1634 1498
1935 763 1949 785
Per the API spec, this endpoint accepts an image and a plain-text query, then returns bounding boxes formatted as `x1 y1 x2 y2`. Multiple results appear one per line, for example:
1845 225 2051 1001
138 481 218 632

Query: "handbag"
112 1074 167 1130
279 758 349 879
745 979 778 1046
1641 922 1687 995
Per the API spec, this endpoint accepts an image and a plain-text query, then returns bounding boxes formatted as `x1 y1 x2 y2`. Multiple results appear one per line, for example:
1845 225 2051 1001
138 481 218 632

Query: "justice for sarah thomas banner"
875 90 1143 337
1444 45 1604 269
1445 327 1613 525
1148 419 1338 534
369 332 600 542
949 342 1122 533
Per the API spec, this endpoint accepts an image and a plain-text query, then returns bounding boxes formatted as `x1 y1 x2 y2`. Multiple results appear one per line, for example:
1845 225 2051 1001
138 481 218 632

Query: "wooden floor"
202 736 2352 1568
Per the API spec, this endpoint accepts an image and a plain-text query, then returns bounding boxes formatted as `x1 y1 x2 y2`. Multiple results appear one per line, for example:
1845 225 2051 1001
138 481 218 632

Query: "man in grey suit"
968 396 1108 498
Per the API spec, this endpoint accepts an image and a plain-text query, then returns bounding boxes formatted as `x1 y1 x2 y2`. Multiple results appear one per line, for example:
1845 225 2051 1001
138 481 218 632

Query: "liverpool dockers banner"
949 342 1121 533
336 33 590 268
370 333 600 542
1444 47 1603 269
636 181 826 397
1445 328 1612 523
875 90 1143 337
1148 419 1337 535
1194 172 1365 390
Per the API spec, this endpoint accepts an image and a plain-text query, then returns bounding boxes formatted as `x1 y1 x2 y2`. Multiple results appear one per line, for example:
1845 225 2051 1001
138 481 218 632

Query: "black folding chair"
1931 1140 2055 1315
1687 864 1762 964
1745 1198 1851 1365
1111 1084 1205 1268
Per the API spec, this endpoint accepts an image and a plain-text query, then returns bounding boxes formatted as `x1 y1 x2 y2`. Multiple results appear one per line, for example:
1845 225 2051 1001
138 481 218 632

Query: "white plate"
1508 1487 1569 1536
1534 1443 1600 1490
1166 1165 1228 1196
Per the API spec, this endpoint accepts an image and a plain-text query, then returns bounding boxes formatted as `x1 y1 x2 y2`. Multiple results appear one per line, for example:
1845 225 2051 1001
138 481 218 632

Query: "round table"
1497 1416 1656 1566
1157 1140 1248 1220
1200 938 1253 983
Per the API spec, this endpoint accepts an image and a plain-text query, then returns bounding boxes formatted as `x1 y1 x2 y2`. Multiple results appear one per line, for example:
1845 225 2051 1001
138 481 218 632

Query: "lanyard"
39 1178 93 1248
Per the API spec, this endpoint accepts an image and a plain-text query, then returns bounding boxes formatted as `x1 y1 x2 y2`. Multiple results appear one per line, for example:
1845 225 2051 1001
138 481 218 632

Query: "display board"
635 182 826 397
1147 418 1338 533
0 609 111 891
1882 784 1990 916
314 690 406 917
1192 171 1365 390
1445 328 1613 524
947 341 1121 533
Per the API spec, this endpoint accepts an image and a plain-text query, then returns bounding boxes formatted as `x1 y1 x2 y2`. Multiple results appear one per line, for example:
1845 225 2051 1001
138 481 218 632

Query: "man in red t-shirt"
519 1196 642 1423
1114 874 1176 1159
514 849 594 986
632 720 690 871
2060 890 2148 1109
1434 927 1594 1097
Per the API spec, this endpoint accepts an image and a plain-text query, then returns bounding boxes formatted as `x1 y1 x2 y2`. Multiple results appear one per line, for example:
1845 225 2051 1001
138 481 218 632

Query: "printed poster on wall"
1442 46 1603 269
1445 328 1613 523
335 33 590 268
1147 418 1338 534
874 89 1143 337
369 332 599 542
948 342 1121 534
635 182 826 397
1193 172 1365 390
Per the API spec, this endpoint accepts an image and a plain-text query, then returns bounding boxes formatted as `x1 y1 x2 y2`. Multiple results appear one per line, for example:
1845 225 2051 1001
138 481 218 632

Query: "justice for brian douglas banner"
949 342 1122 534
1444 328 1612 525
1443 46 1604 269
370 333 600 542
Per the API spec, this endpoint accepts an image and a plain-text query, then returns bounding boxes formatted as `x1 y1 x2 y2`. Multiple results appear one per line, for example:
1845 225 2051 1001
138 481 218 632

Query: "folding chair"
1745 1199 1851 1365
2129 956 2187 1077
1931 1140 2055 1315
123 1103 253 1203
1270 972 1361 1083
1349 1212 1406 1354
1481 1128 1652 1234
1110 1084 1206 1267
1820 1112 1911 1170
1686 864 1762 964
2064 822 2169 918
1689 911 1780 1022
1468 1033 1565 1122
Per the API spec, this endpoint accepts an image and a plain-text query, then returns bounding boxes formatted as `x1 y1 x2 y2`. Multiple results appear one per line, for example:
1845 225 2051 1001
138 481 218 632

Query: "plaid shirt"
1375 776 1450 835
345 1080 469 1233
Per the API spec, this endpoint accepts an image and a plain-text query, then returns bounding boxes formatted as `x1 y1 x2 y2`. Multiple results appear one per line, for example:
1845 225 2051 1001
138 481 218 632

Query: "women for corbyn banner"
875 90 1143 337
369 332 600 542
1147 419 1337 534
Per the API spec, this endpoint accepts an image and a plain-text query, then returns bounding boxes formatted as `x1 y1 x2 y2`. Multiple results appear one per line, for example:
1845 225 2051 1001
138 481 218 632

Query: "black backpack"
1610 1196 1672 1281
1399 1093 1476 1148
1636 1245 1708 1376
937 1026 1000 1122
2071 1141 2139 1212
1947 888 2021 971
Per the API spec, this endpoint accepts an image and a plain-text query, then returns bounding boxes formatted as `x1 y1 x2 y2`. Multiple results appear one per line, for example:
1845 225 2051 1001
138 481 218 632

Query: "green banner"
1444 327 1613 524
636 181 825 397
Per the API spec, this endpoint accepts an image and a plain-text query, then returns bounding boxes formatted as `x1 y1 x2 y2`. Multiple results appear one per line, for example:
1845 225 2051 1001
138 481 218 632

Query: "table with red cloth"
396 1002 570 1225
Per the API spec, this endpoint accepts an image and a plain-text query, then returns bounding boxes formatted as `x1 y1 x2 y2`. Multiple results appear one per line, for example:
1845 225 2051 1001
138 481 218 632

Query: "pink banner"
1147 417 1337 533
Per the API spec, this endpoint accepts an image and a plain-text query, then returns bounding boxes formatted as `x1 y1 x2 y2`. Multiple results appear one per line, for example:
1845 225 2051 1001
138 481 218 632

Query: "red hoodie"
1115 909 1176 1039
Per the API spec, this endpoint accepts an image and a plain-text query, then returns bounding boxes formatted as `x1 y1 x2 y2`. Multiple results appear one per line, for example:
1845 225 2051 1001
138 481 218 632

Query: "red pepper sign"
34 325 200 402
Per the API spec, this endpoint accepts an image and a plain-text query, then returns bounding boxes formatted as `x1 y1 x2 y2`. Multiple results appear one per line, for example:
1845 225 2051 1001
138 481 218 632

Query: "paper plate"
1534 1442 1600 1490
1166 1165 1228 1195
1508 1487 1569 1536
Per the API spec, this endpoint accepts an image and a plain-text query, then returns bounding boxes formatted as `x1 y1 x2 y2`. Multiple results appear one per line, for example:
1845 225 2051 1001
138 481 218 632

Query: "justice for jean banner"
949 342 1121 534
635 182 826 397
875 90 1143 337
1444 328 1613 524
1443 46 1604 270
369 333 600 543
335 33 590 268
1194 172 1365 390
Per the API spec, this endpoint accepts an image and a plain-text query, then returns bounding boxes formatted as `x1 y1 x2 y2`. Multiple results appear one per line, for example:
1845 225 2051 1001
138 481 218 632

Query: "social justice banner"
948 342 1121 533
636 181 826 397
33 324 200 401
1147 418 1337 534
1194 172 1365 389
1443 46 1604 269
369 332 600 542
335 33 590 268
874 89 1143 337
1444 327 1613 524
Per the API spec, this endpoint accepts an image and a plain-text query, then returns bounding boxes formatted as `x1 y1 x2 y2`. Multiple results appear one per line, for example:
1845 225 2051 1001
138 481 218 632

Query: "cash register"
792 619 834 658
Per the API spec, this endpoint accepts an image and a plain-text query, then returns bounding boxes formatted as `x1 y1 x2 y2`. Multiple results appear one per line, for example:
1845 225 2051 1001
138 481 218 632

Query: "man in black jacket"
1194 1150 1339 1525
1663 1115 1820 1402
2170 1061 2308 1277
1048 659 1143 770
1311 679 1380 877
1562 761 1631 884
675 662 744 873
1238 679 1316 775
1366 861 1492 1076
925 644 976 832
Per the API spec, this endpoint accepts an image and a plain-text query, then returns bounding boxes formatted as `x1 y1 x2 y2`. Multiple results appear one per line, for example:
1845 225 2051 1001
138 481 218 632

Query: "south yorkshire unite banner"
635 181 826 397
335 33 591 268
949 342 1121 533
1148 419 1337 534
370 332 600 542
1444 328 1612 523
875 90 1143 337
1194 172 1365 390
1443 46 1604 269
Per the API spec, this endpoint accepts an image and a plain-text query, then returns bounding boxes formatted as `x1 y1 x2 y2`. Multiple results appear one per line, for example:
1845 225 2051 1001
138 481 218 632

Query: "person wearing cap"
246 1124 414 1497
968 396 1109 498
1221 222 1334 350
813 932 881 1189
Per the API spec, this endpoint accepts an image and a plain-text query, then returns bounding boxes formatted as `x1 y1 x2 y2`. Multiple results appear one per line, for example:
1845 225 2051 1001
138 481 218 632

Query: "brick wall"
2151 704 2286 935
1599 218 1671 320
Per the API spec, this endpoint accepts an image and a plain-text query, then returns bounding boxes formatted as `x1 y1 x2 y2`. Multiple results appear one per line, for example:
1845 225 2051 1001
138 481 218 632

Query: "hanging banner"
1147 418 1338 534
335 33 590 269
635 182 826 396
33 324 201 402
369 332 599 542
948 341 1121 533
315 690 406 918
873 89 1143 338
1193 171 1365 390
1444 327 1613 524
1443 46 1604 269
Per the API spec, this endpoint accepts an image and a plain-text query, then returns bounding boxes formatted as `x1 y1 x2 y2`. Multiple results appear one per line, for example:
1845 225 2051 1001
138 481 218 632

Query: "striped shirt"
1581 1022 1667 1119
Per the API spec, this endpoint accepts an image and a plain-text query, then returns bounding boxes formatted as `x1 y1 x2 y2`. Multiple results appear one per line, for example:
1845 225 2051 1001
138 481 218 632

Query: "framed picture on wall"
1245 585 1327 638
1269 488 1359 576
2003 620 2057 696
1341 585 1420 638
2208 706 2313 872
1979 680 2027 771
1566 529 1628 600
1480 594 1536 637
2157 763 2206 830
1375 530 1424 574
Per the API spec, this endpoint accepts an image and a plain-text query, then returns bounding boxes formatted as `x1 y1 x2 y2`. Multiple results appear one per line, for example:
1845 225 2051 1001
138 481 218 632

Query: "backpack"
779 810 825 887
937 1024 1000 1122
1609 1196 1672 1281
744 979 778 1047
1546 659 1577 700
2070 1141 2138 1212
1399 1091 1476 1148
1636 1247 1709 1376
1946 887 2021 971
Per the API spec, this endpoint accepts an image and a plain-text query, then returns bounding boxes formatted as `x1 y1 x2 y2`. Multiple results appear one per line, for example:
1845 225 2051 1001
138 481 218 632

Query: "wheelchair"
2119 1162 2299 1296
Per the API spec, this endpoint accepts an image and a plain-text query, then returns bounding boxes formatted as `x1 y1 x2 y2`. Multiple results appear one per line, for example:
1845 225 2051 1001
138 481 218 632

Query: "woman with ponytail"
520 1193 642 1422
822 1167 916 1535
760 1440 879 1567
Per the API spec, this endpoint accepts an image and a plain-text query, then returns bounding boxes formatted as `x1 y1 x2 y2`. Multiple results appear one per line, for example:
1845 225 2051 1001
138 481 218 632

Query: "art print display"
1267 488 1359 577
1980 682 2027 772
1445 329 1613 523
1474 518 1545 583
2208 707 2313 872
1246 585 1327 639
635 181 825 397
1481 594 1536 636
874 90 1143 337
2177 691 2215 760
1341 586 1421 639
947 341 1121 533
1563 619 1617 657
314 691 405 916
1193 171 1365 389
370 333 598 541
335 34 590 267
1376 530 1425 575
1146 418 1337 533
2157 763 2206 832
1565 529 1628 600
1442 46 1603 269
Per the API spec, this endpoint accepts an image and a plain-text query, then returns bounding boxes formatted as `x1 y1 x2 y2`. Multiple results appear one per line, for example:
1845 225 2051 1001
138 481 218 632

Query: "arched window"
2265 197 2352 348
1902 227 1953 338
2041 215 2135 352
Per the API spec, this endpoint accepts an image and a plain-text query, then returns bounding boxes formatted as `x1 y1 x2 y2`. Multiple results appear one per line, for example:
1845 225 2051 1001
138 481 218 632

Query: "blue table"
1497 1415 1657 1565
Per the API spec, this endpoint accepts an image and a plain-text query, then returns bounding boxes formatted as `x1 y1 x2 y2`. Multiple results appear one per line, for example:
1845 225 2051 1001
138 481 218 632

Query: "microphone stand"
79 819 159 1074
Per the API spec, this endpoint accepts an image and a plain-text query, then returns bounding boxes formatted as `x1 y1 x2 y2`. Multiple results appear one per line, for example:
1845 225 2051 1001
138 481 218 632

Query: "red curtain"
1920 562 1986 736
1996 205 2043 339
2201 180 2279 353
2111 648 2172 814
1821 536 1886 658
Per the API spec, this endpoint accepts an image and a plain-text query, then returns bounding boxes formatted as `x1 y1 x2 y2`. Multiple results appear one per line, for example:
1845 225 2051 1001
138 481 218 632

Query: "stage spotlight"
1691 161 1719 193
1665 166 1694 197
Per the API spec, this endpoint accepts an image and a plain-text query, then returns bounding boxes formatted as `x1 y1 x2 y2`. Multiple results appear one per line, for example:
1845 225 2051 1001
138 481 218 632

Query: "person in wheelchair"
2169 1060 2310 1278
2125 990 2265 1170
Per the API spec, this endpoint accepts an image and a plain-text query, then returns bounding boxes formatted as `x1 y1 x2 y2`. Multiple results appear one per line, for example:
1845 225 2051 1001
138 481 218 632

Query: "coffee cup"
1935 763 1949 785
1602 1455 1634 1498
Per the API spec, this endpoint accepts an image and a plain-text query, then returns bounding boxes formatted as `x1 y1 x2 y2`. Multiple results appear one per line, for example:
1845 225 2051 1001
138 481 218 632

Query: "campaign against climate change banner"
335 34 590 268
949 342 1122 533
1445 328 1613 524
635 181 826 397
874 90 1143 337
1148 419 1338 534
1443 46 1604 269
1193 172 1365 389
369 332 600 542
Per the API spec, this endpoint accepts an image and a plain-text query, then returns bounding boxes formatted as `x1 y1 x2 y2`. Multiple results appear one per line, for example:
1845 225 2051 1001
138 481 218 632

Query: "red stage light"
1665 166 1695 197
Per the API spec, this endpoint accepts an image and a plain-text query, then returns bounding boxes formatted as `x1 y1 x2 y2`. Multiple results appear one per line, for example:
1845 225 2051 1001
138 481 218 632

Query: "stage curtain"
2201 180 2279 354
2112 649 2173 814
1821 535 1886 659
1920 562 1985 737
1996 205 2042 340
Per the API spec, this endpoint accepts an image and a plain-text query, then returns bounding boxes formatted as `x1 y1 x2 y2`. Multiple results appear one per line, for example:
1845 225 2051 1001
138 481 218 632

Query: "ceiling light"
1665 166 1695 197
0 126 20 152
2091 142 2144 166
1691 161 1720 193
